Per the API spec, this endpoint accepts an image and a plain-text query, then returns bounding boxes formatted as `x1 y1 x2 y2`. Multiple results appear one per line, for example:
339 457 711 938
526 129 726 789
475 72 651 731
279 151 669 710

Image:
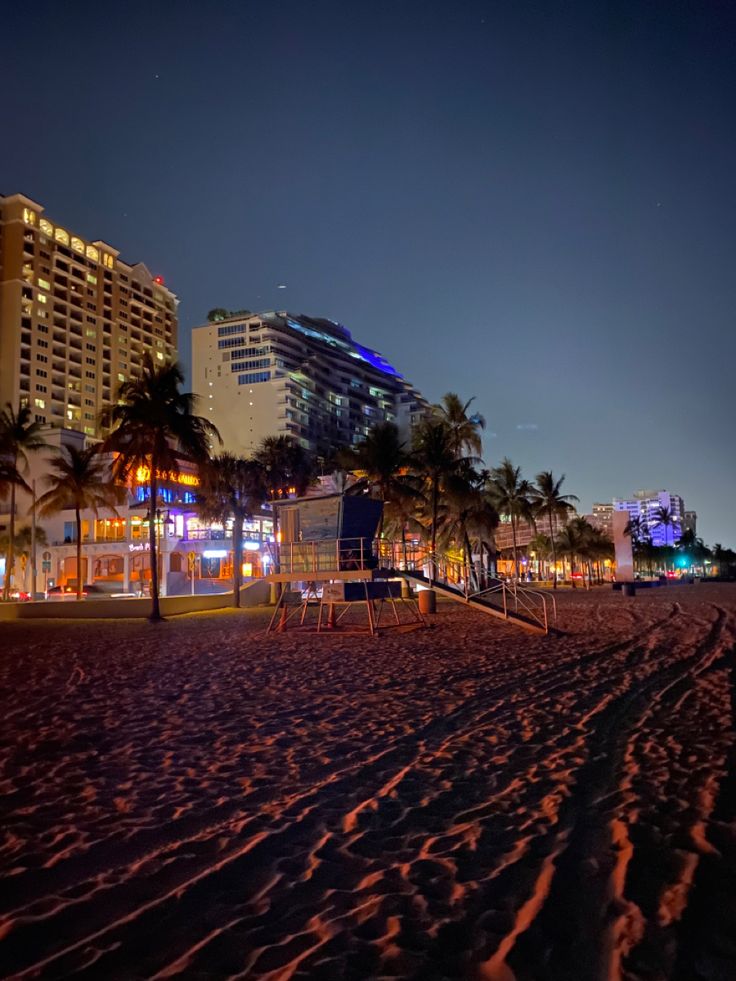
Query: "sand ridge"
1 585 735 979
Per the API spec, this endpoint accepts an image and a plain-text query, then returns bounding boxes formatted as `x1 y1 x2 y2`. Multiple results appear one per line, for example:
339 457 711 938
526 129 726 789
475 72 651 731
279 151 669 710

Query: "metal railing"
471 580 556 633
378 540 556 633
267 537 378 575
266 538 556 632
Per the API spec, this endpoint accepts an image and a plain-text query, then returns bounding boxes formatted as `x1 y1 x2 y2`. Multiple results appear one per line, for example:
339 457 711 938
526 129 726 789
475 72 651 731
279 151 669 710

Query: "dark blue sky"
4 1 735 545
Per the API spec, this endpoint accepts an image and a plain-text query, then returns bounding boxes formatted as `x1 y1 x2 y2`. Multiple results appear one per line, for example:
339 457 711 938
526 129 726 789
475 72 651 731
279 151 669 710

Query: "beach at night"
2 586 735 979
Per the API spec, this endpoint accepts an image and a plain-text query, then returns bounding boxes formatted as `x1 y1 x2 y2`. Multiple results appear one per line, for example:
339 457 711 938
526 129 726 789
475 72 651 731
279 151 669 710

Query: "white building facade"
613 490 686 547
191 311 427 458
0 427 274 597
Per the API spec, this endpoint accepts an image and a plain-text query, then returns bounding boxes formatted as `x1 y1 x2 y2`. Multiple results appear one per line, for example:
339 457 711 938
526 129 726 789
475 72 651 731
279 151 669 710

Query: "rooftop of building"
195 310 406 380
0 192 177 299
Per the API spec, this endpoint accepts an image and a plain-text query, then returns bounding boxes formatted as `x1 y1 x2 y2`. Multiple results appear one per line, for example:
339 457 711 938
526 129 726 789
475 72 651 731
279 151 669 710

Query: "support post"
30 479 37 599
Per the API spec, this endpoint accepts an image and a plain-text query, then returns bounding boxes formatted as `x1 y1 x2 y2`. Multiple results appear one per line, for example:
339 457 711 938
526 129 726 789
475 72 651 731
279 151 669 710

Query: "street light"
144 507 175 596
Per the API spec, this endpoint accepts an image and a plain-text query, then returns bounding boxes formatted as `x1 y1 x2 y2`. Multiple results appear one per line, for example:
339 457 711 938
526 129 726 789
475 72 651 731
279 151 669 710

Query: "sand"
1 584 735 980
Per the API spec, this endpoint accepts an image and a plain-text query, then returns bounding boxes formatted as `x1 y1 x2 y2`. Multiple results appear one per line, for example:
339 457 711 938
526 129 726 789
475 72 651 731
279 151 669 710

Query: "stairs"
396 570 555 635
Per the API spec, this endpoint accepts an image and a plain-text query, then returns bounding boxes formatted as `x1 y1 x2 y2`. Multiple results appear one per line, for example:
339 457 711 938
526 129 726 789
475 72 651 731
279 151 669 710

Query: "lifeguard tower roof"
272 494 382 544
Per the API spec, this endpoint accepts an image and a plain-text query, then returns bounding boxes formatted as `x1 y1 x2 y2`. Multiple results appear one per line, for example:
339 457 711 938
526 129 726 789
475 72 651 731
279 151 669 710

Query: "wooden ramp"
397 570 558 635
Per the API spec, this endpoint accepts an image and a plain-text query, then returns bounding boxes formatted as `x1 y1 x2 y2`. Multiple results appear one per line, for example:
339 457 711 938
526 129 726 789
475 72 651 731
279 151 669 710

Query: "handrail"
270 538 556 633
268 537 378 575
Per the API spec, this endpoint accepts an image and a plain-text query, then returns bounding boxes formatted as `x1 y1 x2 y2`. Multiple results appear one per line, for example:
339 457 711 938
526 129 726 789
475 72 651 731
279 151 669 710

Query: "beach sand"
1 584 735 979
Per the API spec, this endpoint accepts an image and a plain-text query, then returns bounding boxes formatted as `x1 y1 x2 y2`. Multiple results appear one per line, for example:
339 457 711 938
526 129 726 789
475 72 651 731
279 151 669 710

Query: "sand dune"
1 585 735 979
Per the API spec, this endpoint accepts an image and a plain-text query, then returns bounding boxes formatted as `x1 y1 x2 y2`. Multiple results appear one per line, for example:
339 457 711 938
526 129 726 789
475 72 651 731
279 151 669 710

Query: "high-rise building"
590 502 614 536
613 489 685 546
683 510 697 536
191 310 428 456
0 193 177 439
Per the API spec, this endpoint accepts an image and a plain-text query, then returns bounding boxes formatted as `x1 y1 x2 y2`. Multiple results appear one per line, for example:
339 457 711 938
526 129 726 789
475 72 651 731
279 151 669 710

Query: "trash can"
622 582 636 597
418 589 437 614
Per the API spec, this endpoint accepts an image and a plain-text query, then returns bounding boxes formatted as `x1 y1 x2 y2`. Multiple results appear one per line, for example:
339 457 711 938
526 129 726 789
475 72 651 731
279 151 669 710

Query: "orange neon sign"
134 465 200 487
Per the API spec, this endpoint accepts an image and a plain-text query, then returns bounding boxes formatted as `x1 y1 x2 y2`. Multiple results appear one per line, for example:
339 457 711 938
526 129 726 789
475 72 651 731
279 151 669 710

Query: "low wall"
0 578 271 621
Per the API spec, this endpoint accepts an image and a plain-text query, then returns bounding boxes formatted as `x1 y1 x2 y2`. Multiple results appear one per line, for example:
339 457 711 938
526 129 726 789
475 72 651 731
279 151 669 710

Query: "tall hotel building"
192 311 427 456
0 193 177 438
613 489 686 546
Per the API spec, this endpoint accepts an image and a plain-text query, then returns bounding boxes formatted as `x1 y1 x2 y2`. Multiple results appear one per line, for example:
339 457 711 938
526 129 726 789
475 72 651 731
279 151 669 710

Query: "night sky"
4 1 735 545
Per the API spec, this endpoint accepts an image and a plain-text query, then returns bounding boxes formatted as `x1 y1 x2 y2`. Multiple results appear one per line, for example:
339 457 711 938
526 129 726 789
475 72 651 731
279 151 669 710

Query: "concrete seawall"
0 579 271 621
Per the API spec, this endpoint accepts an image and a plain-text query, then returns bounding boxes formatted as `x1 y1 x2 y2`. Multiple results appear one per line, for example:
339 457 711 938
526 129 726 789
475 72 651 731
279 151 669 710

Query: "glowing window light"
40 218 53 236
55 227 70 245
71 237 85 254
86 245 99 262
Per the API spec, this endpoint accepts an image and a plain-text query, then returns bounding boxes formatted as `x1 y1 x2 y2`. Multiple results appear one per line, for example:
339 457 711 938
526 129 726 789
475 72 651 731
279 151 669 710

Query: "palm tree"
102 355 219 621
587 527 614 583
433 393 486 458
571 517 599 587
0 404 49 600
36 445 126 600
437 468 485 591
712 542 725 576
338 422 420 542
253 435 313 551
556 520 588 587
529 471 579 588
0 525 48 593
652 505 676 549
411 418 466 579
198 454 266 607
486 458 533 580
528 531 553 581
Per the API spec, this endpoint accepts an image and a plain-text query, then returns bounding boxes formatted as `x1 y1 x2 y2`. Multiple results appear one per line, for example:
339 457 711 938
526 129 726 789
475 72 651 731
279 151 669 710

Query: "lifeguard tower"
265 494 425 634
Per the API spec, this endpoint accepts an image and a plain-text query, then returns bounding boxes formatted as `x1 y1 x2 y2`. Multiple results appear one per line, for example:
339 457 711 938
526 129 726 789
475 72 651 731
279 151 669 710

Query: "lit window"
38 278 51 291
86 273 97 285
38 293 47 304
40 218 53 236
156 351 164 361
102 253 114 269
23 208 37 225
34 397 46 409
86 245 99 262
117 372 125 382
71 237 84 254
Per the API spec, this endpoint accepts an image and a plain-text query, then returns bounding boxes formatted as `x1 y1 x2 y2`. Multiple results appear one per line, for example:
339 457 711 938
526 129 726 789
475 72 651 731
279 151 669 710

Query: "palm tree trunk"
3 478 17 600
233 513 243 608
463 529 475 592
75 505 83 600
570 552 577 588
511 515 519 580
376 481 385 543
149 469 162 621
430 474 439 580
548 509 558 588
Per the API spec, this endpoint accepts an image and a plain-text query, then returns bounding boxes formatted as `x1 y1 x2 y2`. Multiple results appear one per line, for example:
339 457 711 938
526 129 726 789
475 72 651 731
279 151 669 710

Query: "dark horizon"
3 0 735 545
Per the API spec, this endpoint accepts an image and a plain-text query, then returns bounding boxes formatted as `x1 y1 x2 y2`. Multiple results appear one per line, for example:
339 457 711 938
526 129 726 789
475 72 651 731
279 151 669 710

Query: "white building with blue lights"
191 311 427 458
613 489 686 547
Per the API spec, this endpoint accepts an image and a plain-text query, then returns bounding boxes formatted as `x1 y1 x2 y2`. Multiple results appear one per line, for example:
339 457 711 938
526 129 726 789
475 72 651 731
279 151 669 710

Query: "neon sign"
135 465 200 487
